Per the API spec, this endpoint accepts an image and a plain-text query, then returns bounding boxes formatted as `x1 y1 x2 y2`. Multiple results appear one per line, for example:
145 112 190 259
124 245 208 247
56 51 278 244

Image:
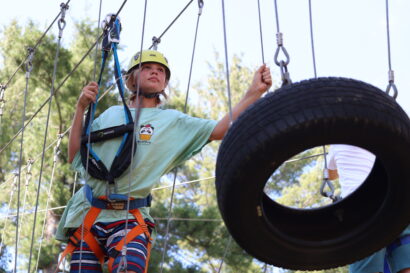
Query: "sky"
1 1 409 272
1 0 409 116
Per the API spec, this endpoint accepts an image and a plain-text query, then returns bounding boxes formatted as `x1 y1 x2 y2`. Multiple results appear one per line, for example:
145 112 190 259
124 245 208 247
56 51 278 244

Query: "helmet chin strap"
132 88 162 99
139 91 160 99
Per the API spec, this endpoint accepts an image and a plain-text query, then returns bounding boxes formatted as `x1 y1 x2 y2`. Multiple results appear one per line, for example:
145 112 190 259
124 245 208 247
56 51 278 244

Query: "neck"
129 96 157 108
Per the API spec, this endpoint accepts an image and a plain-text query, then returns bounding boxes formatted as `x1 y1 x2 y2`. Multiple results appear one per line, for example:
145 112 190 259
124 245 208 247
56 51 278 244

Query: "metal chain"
385 0 398 99
273 0 291 86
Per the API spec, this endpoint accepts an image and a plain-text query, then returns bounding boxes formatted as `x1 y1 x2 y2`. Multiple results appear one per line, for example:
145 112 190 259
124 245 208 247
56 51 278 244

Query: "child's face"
133 62 168 93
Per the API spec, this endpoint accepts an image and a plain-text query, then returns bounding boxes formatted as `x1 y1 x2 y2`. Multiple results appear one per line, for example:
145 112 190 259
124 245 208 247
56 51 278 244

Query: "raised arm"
209 64 272 141
68 82 99 163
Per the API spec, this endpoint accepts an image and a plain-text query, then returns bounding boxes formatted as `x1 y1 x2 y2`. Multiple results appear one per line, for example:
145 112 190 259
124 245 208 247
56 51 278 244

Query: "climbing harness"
58 14 154 273
56 185 153 273
80 14 136 194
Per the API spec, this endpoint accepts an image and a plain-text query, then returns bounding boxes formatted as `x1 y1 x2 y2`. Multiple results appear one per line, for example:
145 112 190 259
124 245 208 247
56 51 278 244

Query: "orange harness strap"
57 200 152 273
55 206 105 273
107 209 153 273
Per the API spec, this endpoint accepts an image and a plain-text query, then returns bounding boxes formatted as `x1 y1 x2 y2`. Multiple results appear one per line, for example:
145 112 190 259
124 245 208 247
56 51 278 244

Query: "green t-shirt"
56 106 217 241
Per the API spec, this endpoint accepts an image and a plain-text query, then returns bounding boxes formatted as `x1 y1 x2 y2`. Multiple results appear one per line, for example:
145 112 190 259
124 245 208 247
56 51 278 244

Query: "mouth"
148 77 159 82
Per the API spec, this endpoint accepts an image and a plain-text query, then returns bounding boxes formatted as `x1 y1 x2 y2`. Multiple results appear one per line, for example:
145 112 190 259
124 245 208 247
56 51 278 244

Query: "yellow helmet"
127 50 170 80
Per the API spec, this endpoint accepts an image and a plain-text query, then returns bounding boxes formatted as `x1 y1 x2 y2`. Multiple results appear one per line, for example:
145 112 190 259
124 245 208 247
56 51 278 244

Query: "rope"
273 0 291 86
159 169 179 273
16 159 34 248
306 0 336 201
217 236 232 273
13 46 34 273
34 135 62 273
257 0 265 64
0 79 120 191
221 0 234 124
385 0 398 99
108 1 145 270
148 0 195 50
159 3 204 271
308 0 317 78
0 2 128 157
0 174 17 254
92 0 104 81
27 5 68 270
0 0 71 91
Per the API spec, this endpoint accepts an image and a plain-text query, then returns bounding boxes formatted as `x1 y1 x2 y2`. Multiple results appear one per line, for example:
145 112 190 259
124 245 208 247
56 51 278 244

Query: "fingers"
78 82 99 109
261 66 272 86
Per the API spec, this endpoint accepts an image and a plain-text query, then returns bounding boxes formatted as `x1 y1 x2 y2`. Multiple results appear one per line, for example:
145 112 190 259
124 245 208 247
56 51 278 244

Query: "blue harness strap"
83 184 152 210
384 234 410 273
80 15 137 187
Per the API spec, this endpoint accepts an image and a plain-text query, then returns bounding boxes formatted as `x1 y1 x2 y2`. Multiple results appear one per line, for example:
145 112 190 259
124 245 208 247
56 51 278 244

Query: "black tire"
215 77 410 270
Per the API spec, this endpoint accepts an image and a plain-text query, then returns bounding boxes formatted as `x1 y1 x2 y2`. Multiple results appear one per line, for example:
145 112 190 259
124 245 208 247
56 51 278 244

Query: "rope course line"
273 0 291 86
0 1 128 156
0 79 122 191
306 0 337 201
13 46 34 273
0 173 17 254
34 135 62 273
148 0 195 50
27 4 68 271
385 0 398 99
256 0 265 64
159 2 204 271
221 0 234 125
0 0 71 91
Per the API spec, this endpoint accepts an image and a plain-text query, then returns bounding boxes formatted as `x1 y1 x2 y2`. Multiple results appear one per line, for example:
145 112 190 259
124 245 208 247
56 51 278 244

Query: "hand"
248 64 272 95
77 81 99 110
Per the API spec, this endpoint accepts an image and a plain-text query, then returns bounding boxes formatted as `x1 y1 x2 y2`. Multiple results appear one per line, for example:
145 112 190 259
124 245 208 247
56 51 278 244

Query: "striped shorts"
69 219 155 273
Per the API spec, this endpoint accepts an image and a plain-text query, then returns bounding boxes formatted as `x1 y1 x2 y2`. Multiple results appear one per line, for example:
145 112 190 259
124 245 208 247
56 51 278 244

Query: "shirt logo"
138 124 154 144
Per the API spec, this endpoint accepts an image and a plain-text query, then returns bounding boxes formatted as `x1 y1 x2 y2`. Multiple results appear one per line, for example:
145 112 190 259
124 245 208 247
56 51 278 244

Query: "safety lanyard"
80 15 135 194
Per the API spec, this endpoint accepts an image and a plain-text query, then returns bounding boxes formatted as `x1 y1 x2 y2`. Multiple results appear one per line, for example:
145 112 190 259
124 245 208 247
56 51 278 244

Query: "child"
56 50 272 273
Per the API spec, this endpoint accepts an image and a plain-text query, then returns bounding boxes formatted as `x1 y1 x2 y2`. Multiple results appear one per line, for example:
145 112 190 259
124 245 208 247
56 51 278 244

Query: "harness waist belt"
84 184 152 210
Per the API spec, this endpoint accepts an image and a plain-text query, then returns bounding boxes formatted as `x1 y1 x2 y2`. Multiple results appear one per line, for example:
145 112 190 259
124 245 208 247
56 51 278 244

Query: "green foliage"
1 18 348 273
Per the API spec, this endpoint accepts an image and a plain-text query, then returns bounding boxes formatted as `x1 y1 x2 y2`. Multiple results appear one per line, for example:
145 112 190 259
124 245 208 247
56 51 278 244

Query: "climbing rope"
273 0 291 86
27 4 68 271
217 236 232 273
34 134 62 273
307 0 338 202
0 1 127 157
0 173 17 254
256 0 266 64
13 46 34 273
159 2 204 271
385 0 398 99
221 0 234 124
148 0 195 50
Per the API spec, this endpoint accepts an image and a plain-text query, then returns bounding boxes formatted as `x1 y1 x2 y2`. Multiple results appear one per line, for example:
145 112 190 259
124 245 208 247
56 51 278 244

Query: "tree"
0 18 117 272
